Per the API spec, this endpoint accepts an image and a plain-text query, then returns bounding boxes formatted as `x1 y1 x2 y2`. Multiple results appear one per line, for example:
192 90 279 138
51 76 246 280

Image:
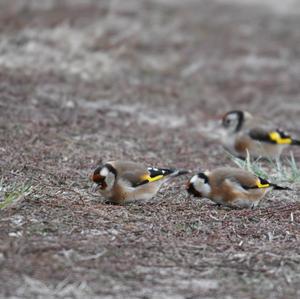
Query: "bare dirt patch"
1 0 300 298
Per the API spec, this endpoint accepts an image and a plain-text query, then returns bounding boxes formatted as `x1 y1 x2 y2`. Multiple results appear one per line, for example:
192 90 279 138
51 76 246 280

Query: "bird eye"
223 118 231 127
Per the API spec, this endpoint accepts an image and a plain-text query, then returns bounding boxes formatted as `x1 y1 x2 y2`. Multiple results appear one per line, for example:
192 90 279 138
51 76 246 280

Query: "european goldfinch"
219 110 300 159
91 160 189 204
187 167 291 209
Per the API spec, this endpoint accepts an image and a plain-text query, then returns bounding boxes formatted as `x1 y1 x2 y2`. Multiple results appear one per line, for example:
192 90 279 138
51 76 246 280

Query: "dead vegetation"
1 0 300 298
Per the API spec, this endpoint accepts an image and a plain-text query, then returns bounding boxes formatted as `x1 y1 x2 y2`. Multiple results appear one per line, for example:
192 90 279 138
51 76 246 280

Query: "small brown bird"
219 110 300 159
187 167 291 209
91 160 189 204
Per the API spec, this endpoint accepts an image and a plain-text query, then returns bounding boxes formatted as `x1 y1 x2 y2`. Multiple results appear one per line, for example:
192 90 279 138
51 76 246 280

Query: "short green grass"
0 179 32 209
230 151 300 185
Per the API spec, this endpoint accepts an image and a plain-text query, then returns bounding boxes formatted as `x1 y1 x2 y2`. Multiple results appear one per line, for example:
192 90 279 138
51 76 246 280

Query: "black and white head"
222 110 246 134
187 172 211 198
91 164 117 192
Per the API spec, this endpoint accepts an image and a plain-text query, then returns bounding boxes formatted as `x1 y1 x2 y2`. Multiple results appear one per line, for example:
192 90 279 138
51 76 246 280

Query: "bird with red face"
91 160 189 204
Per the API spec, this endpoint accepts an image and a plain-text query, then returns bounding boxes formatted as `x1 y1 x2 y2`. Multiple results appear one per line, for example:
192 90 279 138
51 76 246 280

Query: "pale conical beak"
91 183 100 192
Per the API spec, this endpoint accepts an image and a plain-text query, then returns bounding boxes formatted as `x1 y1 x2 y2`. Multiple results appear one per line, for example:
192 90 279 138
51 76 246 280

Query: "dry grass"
1 0 300 298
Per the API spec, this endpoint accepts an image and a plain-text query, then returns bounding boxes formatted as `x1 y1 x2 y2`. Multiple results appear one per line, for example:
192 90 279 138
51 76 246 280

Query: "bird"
90 160 189 204
186 167 291 209
218 110 300 159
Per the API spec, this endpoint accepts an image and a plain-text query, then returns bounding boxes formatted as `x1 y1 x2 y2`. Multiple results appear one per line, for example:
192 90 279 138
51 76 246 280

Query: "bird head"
186 172 211 198
222 110 248 133
91 164 117 192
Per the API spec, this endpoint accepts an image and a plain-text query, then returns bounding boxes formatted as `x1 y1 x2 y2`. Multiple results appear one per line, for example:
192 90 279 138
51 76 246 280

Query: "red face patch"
92 174 102 183
91 174 107 190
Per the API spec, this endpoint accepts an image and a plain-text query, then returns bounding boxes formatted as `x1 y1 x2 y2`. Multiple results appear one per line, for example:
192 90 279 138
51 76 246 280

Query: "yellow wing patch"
269 131 292 145
256 179 270 189
141 174 164 183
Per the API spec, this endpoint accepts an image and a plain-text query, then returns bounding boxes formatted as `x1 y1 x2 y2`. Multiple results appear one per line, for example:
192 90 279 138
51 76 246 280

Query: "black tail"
147 167 190 179
170 169 191 177
291 139 300 146
271 183 292 191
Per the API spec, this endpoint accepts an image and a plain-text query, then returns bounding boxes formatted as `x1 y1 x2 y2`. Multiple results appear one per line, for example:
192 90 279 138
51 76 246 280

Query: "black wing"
249 128 292 145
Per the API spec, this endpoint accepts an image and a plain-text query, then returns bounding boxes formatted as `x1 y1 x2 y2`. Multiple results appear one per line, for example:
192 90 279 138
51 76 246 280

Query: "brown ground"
1 0 300 298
